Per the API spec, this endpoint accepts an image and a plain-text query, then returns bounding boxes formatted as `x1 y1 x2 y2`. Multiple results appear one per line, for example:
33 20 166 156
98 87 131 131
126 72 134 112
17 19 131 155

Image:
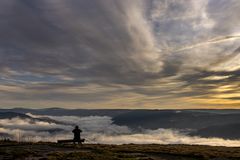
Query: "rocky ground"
0 142 240 160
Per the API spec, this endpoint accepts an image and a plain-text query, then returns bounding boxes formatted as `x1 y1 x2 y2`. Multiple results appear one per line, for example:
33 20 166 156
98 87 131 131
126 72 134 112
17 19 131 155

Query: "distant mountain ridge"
1 108 240 140
191 123 240 139
1 108 240 116
0 108 132 117
0 112 31 119
112 110 240 130
0 111 64 125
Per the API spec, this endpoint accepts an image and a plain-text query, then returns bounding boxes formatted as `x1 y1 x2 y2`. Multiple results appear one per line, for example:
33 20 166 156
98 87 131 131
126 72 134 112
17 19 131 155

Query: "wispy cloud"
0 0 240 108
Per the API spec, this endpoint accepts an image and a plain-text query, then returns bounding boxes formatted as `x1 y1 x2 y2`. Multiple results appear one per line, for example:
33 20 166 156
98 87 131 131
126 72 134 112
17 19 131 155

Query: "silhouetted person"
72 126 82 144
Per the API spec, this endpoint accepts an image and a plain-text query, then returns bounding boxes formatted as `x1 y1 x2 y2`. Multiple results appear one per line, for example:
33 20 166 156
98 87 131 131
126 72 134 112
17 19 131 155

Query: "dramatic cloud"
0 0 240 108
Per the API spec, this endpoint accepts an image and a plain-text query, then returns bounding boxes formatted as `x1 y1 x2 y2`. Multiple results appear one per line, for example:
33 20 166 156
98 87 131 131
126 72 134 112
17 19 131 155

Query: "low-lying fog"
0 113 240 147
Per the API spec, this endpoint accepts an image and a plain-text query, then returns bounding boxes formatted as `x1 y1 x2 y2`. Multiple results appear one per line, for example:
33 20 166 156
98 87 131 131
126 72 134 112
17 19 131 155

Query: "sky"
0 0 240 109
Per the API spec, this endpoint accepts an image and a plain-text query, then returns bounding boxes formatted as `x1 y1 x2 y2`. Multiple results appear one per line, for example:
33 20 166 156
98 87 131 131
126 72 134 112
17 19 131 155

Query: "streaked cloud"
0 0 240 109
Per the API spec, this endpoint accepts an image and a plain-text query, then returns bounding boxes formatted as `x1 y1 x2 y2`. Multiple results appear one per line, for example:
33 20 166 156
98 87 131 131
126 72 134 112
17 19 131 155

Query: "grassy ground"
0 141 239 160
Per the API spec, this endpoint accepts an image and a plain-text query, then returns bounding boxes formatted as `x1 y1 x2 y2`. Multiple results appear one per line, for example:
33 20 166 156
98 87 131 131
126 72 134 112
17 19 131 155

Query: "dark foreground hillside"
0 142 240 160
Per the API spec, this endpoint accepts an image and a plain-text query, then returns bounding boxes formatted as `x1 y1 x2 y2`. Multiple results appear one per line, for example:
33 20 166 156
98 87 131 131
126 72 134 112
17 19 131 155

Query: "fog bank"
0 113 240 147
